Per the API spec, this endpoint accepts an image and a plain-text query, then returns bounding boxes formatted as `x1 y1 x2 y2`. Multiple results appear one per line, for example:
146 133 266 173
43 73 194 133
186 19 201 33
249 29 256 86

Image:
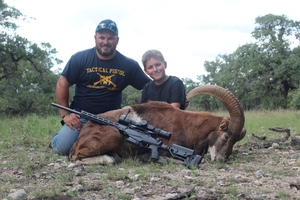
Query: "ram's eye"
223 134 229 141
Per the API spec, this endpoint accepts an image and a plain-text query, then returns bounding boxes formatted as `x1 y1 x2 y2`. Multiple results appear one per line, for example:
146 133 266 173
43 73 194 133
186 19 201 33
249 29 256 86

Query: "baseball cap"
95 19 118 36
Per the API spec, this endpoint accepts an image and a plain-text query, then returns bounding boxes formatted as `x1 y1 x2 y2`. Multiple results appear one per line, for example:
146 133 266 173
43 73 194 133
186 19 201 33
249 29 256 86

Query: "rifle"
51 103 202 168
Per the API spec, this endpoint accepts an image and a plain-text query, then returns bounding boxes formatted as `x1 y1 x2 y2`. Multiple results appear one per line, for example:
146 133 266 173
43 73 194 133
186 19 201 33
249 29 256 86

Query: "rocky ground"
2 135 300 200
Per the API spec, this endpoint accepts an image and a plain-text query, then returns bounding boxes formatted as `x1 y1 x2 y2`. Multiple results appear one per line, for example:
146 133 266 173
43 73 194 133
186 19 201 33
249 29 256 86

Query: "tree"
252 14 300 98
122 86 143 106
200 14 300 109
0 0 62 116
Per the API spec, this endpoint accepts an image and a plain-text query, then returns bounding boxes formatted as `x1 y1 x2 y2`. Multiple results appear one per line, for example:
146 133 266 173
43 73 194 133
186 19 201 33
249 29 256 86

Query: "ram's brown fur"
69 85 246 164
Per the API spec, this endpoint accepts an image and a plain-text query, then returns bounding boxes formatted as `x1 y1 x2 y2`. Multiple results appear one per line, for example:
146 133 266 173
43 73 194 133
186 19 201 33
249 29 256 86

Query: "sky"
5 0 300 81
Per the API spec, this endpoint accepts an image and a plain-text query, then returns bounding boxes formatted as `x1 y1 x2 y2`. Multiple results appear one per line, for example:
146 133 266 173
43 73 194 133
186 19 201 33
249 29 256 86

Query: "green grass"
213 109 300 144
0 110 299 199
244 109 300 136
0 114 61 149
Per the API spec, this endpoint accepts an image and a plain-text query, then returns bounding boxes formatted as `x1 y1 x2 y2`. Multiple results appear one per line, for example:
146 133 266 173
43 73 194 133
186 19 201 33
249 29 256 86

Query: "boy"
141 50 186 110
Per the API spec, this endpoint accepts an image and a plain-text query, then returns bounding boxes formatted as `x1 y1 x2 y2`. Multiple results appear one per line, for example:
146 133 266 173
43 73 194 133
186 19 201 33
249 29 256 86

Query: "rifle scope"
119 115 171 140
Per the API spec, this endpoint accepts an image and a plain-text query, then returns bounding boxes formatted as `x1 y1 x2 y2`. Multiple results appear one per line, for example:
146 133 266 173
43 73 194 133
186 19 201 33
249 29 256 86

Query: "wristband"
60 119 65 126
61 113 69 119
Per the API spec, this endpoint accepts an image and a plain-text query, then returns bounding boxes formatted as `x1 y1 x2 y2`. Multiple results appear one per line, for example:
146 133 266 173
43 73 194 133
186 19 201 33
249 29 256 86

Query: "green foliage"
200 14 300 110
181 77 200 93
0 0 23 30
122 85 143 106
0 0 62 117
289 88 300 109
182 78 230 112
188 95 227 112
181 77 222 111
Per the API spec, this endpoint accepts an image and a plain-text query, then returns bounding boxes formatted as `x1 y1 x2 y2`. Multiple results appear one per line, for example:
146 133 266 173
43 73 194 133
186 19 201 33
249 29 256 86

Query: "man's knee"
50 128 80 156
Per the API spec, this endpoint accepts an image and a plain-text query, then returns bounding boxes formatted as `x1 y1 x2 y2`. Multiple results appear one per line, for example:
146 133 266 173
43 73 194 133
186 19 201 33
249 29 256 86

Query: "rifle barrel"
51 103 81 115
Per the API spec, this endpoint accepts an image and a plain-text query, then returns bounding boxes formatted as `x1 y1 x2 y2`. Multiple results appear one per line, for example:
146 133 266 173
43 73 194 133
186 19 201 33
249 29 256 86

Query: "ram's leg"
69 127 125 165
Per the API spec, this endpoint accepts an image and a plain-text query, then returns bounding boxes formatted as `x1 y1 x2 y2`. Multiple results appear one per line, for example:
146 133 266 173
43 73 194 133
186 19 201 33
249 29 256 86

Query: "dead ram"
69 85 246 165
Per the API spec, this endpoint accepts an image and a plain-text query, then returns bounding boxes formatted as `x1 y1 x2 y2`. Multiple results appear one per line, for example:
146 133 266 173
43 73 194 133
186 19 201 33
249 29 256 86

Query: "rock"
116 180 124 187
255 170 264 178
290 154 299 159
8 189 27 200
87 172 102 180
61 160 69 167
130 174 141 181
292 167 300 171
53 163 61 169
32 172 40 178
150 176 161 182
71 184 83 192
253 180 262 186
180 169 191 176
184 175 195 183
67 160 83 168
123 188 135 194
165 193 178 199
272 143 280 148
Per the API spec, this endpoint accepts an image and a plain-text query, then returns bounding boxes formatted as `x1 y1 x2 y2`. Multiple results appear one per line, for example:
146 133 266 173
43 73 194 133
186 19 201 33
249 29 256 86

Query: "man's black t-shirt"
62 48 151 114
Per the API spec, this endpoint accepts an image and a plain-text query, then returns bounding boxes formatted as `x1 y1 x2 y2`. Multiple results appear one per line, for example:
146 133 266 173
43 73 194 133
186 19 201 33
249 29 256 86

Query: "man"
50 19 151 155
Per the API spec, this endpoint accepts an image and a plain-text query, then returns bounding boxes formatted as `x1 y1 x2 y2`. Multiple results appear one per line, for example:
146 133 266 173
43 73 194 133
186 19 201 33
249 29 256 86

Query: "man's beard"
96 45 116 57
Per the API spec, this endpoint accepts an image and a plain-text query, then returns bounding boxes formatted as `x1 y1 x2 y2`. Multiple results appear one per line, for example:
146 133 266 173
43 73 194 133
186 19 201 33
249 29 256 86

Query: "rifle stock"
51 103 202 168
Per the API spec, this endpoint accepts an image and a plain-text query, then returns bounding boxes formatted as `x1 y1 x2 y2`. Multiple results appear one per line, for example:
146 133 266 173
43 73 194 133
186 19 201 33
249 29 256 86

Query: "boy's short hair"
142 50 165 68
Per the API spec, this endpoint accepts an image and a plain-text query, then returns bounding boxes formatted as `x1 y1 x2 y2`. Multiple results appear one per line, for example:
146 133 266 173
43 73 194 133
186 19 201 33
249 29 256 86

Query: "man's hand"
63 113 82 130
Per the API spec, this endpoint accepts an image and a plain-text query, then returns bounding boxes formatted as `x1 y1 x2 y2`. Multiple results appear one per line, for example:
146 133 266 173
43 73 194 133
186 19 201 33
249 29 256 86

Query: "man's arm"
56 75 82 130
56 75 71 117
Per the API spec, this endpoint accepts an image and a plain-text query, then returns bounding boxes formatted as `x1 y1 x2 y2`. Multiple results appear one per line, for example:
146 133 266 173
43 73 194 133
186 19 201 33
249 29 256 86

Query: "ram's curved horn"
187 85 245 143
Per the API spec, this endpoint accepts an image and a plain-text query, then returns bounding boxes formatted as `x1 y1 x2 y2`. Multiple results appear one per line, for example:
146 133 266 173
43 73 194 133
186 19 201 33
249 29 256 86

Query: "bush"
289 88 300 109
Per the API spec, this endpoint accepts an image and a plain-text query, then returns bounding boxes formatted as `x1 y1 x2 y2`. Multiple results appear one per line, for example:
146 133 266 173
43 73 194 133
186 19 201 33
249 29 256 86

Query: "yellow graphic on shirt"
86 67 123 90
86 67 125 76
93 73 116 88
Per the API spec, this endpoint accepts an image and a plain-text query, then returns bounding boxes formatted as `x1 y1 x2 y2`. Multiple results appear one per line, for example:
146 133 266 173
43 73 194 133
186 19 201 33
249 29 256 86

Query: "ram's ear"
219 117 230 131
